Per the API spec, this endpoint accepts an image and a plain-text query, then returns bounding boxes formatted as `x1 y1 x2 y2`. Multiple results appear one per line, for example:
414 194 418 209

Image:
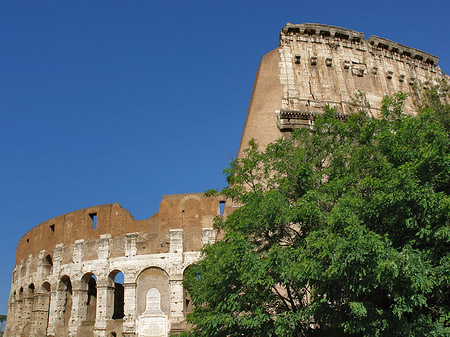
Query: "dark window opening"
89 213 97 229
50 224 55 232
184 288 193 313
86 276 97 321
44 254 53 277
45 254 53 266
219 201 225 217
335 32 349 40
112 271 125 319
26 238 29 243
112 283 124 319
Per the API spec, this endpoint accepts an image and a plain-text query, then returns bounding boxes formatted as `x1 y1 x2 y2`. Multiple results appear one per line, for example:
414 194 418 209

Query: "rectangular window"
89 213 97 229
219 201 225 217
50 224 55 232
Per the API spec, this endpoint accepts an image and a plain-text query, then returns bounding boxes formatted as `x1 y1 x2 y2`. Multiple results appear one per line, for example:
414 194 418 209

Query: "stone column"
122 281 137 337
125 233 138 257
30 291 51 337
94 279 114 337
47 289 62 336
14 298 23 334
169 276 184 326
23 291 34 324
52 244 64 276
37 250 46 278
202 228 216 246
69 280 88 336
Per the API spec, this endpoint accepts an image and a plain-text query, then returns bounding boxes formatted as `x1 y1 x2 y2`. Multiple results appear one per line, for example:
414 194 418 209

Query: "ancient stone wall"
238 23 448 157
6 22 448 337
5 194 228 337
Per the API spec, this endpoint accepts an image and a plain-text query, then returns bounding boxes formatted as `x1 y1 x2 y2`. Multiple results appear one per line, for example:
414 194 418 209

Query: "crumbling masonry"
5 23 448 337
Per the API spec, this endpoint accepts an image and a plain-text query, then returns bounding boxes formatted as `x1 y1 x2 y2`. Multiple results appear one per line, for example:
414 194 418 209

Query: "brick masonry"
5 23 449 337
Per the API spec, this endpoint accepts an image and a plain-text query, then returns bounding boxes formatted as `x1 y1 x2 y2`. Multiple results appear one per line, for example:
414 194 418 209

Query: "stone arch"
58 275 72 328
22 283 36 333
136 267 170 318
182 266 193 313
81 272 97 322
138 287 168 337
39 281 52 334
26 283 35 314
41 281 51 293
108 269 125 319
27 283 35 293
43 254 53 277
180 194 203 206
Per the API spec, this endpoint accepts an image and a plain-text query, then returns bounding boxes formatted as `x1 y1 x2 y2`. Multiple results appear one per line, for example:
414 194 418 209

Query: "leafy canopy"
183 86 450 337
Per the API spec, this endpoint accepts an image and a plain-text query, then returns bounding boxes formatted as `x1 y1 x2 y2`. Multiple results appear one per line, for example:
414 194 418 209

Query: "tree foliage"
183 86 450 337
0 315 6 335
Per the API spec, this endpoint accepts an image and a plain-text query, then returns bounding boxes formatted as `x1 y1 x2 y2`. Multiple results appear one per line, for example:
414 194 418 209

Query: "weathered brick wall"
5 194 226 337
238 23 448 158
6 22 448 337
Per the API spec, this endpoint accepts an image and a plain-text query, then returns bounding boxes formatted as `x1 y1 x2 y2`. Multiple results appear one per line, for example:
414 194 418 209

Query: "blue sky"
0 0 449 314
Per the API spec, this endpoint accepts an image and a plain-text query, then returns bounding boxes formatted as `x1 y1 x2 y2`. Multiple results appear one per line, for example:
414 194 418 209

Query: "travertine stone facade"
6 23 448 337
5 194 231 337
238 23 448 158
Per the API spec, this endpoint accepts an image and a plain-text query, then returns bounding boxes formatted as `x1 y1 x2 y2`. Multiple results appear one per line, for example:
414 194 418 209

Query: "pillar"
30 291 51 336
14 298 23 334
94 279 114 337
69 280 88 336
169 276 185 325
122 281 137 337
47 288 65 336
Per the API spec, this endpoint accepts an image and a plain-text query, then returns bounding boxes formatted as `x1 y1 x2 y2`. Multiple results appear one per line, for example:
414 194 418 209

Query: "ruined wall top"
280 23 439 66
14 193 223 265
238 23 447 158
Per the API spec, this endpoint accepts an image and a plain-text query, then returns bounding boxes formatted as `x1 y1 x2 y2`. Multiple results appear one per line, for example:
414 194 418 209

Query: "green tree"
0 315 7 336
182 89 450 336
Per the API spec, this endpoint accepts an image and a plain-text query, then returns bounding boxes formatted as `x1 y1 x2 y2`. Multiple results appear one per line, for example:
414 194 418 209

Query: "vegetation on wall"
182 83 450 336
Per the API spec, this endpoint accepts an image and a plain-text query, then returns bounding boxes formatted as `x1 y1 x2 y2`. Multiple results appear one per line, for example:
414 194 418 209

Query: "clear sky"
0 0 449 314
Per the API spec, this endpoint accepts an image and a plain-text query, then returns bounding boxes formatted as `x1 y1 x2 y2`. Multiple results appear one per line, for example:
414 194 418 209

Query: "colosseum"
5 23 448 337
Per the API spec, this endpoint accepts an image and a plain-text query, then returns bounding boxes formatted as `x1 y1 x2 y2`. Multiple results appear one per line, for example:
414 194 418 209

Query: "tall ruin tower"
4 23 448 337
238 23 446 158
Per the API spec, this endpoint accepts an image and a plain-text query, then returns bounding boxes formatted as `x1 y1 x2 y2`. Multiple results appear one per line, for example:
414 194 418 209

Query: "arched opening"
136 267 170 318
41 282 51 293
58 276 72 328
43 254 53 277
17 288 24 329
109 270 124 320
183 267 193 313
26 284 35 318
40 282 51 335
81 273 97 322
21 284 35 336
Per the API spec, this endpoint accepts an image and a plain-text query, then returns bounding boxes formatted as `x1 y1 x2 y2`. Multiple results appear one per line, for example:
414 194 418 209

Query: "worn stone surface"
5 23 448 337
5 194 228 337
238 23 448 158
